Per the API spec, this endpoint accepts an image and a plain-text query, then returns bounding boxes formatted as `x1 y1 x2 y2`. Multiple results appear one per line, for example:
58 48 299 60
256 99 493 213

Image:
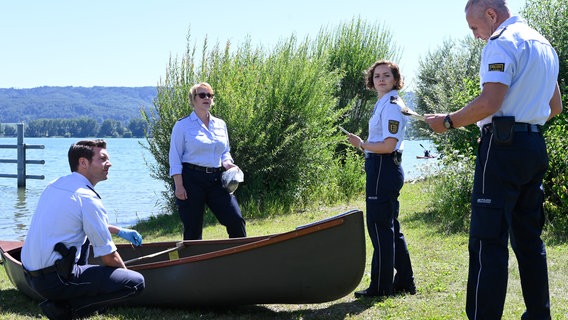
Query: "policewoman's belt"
183 163 223 173
365 150 402 158
365 151 403 165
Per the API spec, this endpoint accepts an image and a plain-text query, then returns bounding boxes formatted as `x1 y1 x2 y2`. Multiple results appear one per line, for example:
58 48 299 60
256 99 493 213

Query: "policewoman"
169 82 247 240
425 0 562 318
348 60 416 298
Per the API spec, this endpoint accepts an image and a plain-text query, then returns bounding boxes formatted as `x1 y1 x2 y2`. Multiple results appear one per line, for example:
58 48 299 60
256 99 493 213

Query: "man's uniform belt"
24 265 57 277
482 122 542 137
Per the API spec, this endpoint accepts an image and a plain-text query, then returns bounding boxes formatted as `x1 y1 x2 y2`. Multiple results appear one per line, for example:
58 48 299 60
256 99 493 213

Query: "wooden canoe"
1 209 365 307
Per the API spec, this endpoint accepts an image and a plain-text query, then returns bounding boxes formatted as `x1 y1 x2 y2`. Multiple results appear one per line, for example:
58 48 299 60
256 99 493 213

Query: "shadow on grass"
0 289 378 320
0 288 41 317
110 299 379 320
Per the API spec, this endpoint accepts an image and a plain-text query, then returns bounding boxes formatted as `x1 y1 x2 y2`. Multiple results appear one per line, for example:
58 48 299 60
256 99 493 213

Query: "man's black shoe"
354 288 384 298
39 300 72 320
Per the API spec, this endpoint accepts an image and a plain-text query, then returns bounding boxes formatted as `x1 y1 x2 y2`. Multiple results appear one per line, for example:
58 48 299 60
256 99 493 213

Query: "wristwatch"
443 114 454 130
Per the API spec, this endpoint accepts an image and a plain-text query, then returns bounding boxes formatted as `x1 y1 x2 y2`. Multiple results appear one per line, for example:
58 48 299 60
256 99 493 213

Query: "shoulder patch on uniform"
488 63 505 72
489 26 507 40
388 120 400 134
390 96 399 104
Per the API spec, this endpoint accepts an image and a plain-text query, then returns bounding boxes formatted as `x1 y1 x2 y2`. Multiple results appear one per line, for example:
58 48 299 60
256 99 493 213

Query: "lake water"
0 137 437 241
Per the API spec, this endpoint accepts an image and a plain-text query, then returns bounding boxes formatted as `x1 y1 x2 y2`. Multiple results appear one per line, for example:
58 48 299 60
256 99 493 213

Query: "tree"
4 124 17 137
128 118 147 137
143 19 397 217
75 118 98 137
312 18 401 136
415 37 484 155
98 119 122 137
522 0 568 239
414 0 568 236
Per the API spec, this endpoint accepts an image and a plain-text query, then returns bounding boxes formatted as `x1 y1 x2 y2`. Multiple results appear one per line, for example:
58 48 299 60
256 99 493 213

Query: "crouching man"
21 139 145 319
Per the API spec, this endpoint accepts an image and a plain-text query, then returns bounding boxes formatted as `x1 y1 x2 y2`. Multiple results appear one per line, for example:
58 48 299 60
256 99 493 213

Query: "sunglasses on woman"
195 92 214 99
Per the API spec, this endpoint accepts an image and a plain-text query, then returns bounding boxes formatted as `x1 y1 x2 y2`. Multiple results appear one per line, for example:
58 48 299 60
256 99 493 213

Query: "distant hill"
0 86 157 124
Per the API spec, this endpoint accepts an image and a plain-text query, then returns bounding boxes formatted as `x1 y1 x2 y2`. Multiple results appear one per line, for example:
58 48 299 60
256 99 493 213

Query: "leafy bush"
543 119 568 240
522 0 568 240
414 0 568 239
414 37 483 232
426 150 475 233
143 18 399 219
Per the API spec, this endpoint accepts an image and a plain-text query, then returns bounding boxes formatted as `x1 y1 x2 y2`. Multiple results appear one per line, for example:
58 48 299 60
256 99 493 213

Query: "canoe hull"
0 241 43 301
1 210 365 307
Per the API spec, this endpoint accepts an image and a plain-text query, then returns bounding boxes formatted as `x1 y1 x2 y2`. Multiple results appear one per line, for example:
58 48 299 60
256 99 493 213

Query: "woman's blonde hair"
189 82 215 108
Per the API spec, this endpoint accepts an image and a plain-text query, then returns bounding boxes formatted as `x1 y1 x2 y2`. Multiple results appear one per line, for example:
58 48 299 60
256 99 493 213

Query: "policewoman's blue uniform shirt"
367 89 407 152
477 16 559 128
169 111 234 176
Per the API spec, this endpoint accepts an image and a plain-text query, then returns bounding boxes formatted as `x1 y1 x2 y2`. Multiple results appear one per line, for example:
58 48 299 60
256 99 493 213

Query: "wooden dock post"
0 123 45 188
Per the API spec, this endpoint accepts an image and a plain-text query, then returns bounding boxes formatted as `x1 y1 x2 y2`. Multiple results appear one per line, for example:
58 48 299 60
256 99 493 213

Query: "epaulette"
490 26 507 40
390 96 399 104
177 115 190 121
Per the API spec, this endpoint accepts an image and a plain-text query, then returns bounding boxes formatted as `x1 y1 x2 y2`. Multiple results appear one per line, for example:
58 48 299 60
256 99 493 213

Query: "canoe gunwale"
129 217 344 271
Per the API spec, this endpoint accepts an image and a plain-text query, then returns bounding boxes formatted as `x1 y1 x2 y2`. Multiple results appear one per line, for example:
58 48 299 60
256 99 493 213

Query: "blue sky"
1 0 525 89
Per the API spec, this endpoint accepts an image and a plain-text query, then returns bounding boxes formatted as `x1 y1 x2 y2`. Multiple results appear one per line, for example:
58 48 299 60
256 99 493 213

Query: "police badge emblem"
388 120 400 134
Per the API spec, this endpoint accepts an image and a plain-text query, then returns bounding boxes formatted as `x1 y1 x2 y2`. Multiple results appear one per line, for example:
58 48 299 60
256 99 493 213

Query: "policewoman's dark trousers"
365 153 414 295
177 164 246 240
25 243 145 318
466 131 550 319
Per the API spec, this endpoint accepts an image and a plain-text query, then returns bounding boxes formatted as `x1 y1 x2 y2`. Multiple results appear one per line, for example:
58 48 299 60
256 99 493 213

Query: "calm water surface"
0 138 167 240
0 138 437 240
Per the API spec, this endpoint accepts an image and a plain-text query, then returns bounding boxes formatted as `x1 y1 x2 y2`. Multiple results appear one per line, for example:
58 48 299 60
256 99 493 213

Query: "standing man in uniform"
22 140 145 319
425 0 562 319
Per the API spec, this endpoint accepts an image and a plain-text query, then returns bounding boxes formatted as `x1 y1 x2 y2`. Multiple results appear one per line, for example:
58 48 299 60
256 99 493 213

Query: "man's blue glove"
117 228 143 246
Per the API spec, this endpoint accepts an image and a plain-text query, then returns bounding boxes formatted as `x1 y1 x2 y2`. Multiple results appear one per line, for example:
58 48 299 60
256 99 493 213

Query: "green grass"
2 180 567 319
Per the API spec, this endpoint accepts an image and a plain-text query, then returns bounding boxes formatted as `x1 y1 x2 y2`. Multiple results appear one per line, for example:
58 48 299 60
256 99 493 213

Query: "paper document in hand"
401 107 425 121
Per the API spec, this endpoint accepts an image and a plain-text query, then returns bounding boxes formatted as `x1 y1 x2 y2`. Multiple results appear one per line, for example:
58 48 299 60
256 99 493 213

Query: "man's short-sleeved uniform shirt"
21 172 116 271
477 16 559 128
367 89 407 152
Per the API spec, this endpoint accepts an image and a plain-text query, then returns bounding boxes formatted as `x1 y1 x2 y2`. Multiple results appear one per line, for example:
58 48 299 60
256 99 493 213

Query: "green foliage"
5 181 568 319
424 150 476 233
128 118 148 137
542 119 568 240
24 117 100 137
414 0 568 238
312 19 401 136
414 37 483 229
522 0 568 240
143 18 398 218
521 0 568 87
98 119 122 137
415 36 483 144
0 86 156 124
16 117 145 138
